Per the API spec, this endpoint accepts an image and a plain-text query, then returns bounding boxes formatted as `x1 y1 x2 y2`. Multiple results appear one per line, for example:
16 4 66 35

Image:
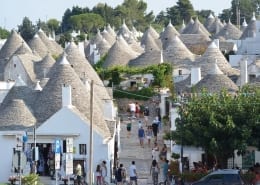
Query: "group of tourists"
115 161 137 185
95 161 108 185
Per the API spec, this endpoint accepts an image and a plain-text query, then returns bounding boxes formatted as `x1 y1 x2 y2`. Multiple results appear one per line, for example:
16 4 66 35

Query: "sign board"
65 153 73 175
55 153 60 170
66 138 73 153
55 139 61 154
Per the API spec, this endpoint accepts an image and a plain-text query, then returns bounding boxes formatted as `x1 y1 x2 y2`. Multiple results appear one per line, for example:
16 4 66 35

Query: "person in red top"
135 102 140 118
253 171 260 185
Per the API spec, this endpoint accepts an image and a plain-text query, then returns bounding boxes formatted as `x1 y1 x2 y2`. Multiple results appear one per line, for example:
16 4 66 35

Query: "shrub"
171 153 180 160
22 173 42 185
113 87 155 100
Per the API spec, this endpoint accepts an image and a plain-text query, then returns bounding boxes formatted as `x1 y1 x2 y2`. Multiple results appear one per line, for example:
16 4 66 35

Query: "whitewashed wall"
4 56 30 85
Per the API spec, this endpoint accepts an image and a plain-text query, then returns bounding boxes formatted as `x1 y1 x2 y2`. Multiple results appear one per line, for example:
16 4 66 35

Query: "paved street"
40 109 166 185
118 112 165 185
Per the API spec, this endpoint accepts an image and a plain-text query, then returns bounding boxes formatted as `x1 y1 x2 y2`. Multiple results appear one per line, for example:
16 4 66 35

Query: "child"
95 164 102 185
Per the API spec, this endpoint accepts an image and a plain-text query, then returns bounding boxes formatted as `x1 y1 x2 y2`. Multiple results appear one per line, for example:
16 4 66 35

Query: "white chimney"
240 59 248 86
62 84 72 107
213 39 219 48
191 67 201 85
93 50 100 64
90 43 96 56
160 50 164 63
34 81 42 91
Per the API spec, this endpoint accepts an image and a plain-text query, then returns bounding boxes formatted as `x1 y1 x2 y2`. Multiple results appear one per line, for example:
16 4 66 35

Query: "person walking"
138 126 145 148
161 159 169 185
95 164 102 185
75 163 83 185
152 118 159 142
126 118 132 138
129 161 138 185
129 102 136 118
160 144 168 161
101 161 107 184
150 160 160 185
152 143 160 161
146 126 153 147
143 106 149 126
116 163 126 185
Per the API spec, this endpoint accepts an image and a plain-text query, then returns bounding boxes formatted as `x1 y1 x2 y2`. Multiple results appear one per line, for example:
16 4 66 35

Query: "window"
79 144 86 155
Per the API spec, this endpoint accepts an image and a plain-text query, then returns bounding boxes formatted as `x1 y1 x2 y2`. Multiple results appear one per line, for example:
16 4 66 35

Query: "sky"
1 0 232 30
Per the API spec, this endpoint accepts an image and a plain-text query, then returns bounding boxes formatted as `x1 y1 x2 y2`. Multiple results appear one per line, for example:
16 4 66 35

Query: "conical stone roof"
164 35 196 64
37 29 63 56
92 30 103 44
142 33 161 52
64 43 111 100
208 17 224 34
128 49 161 67
194 63 239 93
214 20 242 40
106 24 116 37
101 29 116 45
34 53 56 79
103 35 139 68
160 21 180 49
14 42 33 56
117 20 133 40
240 16 256 40
0 99 36 130
182 17 211 37
34 55 110 138
204 13 215 31
96 38 112 56
127 35 144 54
28 34 49 57
196 41 239 77
0 30 24 61
141 25 160 46
181 18 194 34
1 81 37 110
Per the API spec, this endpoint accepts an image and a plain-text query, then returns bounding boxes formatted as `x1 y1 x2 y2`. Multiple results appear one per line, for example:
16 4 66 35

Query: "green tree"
196 10 215 24
115 0 154 31
162 0 195 26
0 27 10 39
92 3 115 25
166 6 182 25
69 13 105 34
47 19 60 33
219 8 232 23
230 0 260 24
154 11 169 27
36 19 50 35
176 0 196 23
61 6 90 32
173 88 260 168
18 17 37 41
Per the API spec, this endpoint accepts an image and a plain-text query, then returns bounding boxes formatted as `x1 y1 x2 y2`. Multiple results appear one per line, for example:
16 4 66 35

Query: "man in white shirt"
129 102 136 118
129 161 137 185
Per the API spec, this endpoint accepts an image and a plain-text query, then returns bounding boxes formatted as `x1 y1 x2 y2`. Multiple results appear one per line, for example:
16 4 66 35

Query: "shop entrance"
36 143 55 177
